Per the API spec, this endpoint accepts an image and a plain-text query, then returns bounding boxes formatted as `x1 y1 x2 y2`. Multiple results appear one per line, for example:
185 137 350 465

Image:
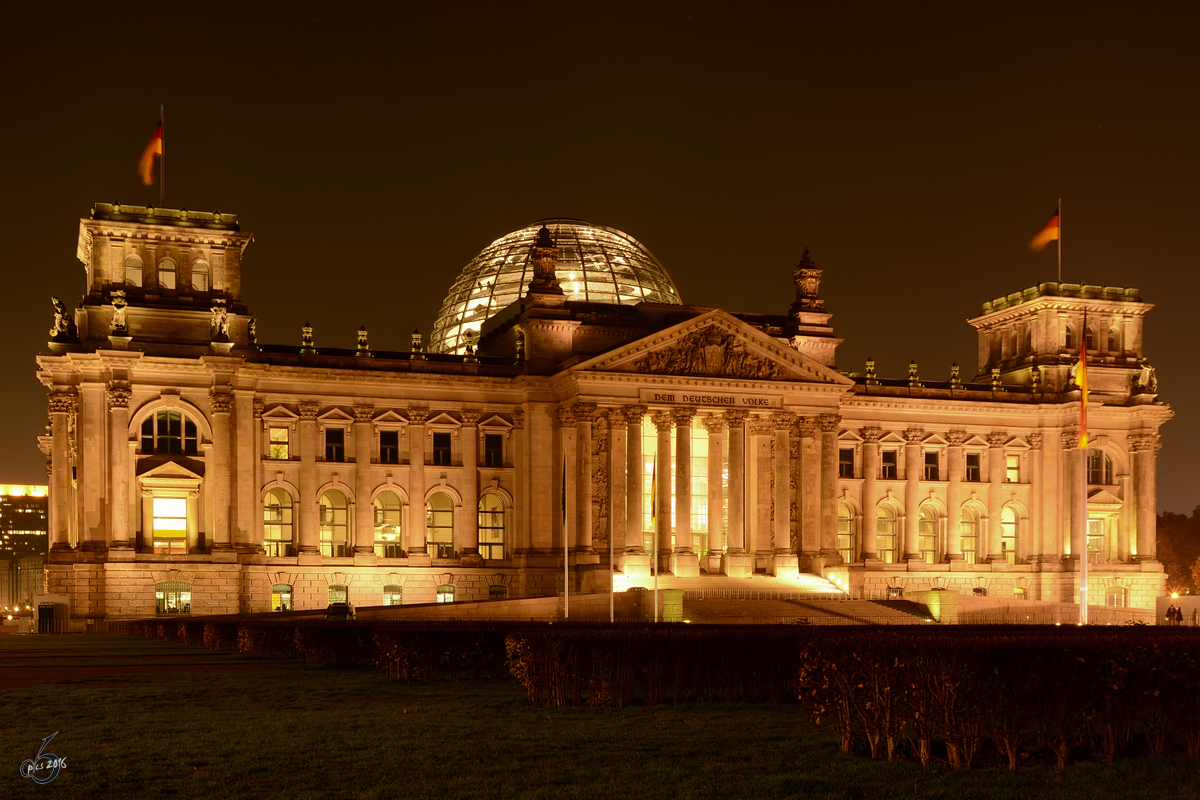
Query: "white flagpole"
160 104 165 209
1056 197 1061 284
1079 308 1088 625
563 454 569 620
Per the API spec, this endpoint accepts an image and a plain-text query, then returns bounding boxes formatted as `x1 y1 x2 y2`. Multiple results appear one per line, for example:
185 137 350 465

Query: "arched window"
141 410 199 455
191 259 209 291
155 581 191 615
271 583 293 611
478 493 505 560
263 489 294 557
837 502 855 563
382 584 403 606
125 254 143 287
919 505 939 564
158 257 177 290
373 491 403 558
1087 449 1114 485
1084 327 1097 350
319 490 348 558
436 584 455 603
427 492 454 558
960 506 980 564
1107 327 1119 353
1064 326 1075 350
1001 506 1020 564
876 506 898 564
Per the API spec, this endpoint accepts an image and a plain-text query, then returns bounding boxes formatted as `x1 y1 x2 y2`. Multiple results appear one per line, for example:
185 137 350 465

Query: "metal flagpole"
609 508 614 624
160 105 165 208
1079 309 1088 625
1057 197 1061 284
652 453 658 623
563 454 569 620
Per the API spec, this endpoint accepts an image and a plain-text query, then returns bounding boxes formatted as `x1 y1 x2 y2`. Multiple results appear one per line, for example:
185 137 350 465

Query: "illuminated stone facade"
38 204 1169 619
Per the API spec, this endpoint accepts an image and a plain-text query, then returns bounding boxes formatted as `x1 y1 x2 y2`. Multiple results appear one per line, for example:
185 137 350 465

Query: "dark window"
924 451 939 481
141 411 198 455
838 447 854 478
379 430 399 464
432 432 452 466
965 453 982 482
881 451 898 480
1087 449 1113 485
485 434 504 468
325 428 345 462
489 585 507 600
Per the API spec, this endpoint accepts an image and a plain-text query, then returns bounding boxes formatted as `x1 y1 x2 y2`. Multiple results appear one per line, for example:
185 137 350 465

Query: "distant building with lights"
36 204 1168 619
0 485 48 609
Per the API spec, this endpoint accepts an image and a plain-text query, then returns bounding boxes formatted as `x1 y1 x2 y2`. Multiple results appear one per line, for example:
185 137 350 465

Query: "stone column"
671 407 700 577
799 418 821 561
771 411 799 576
987 431 1008 564
652 411 673 572
510 408 528 554
297 401 320 558
819 415 842 560
107 386 133 551
1118 470 1133 561
80 383 105 550
1132 433 1159 561
749 416 773 560
860 427 882 561
353 405 376 557
609 408 628 554
703 414 727 570
234 392 257 552
901 428 924 562
621 406 650 576
559 406 578 557
459 410 481 561
574 404 597 554
1061 431 1078 559
209 390 235 553
722 410 752 577
252 398 266 548
945 430 966 561
1028 433 1044 558
407 408 430 561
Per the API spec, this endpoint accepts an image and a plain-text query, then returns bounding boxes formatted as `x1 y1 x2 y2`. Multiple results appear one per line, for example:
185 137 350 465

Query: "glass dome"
430 219 682 354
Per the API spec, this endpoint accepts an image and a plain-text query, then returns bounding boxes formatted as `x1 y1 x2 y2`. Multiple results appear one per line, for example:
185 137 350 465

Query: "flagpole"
159 104 165 208
564 455 569 621
1079 309 1088 625
1056 197 1061 284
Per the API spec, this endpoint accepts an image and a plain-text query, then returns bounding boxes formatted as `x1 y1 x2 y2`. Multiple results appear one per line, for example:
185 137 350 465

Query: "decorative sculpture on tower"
210 300 230 343
110 291 129 335
526 225 563 295
789 248 824 317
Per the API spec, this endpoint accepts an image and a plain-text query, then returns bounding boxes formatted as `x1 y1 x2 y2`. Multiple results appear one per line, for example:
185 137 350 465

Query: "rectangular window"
965 453 982 482
485 434 504 468
379 430 399 464
881 450 898 480
1006 453 1020 483
1087 518 1104 564
153 496 187 554
924 451 939 481
325 428 345 462
838 447 854 478
269 427 290 460
432 432 452 466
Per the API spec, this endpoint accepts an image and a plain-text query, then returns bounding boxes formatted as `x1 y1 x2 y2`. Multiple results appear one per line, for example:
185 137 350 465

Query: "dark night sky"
2 2 1196 510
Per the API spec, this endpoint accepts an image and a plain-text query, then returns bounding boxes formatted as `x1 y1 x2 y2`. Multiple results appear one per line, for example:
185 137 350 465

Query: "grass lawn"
2 635 1199 799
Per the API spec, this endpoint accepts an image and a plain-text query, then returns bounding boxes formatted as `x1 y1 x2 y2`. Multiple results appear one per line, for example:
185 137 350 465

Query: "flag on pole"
138 122 163 186
1030 210 1060 251
1078 326 1089 448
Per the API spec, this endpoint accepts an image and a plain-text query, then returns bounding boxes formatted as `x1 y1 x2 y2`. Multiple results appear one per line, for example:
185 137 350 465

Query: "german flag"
1030 210 1060 251
1078 326 1088 448
138 123 163 186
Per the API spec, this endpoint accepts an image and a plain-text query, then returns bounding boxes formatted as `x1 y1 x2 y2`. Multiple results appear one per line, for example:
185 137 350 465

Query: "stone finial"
300 323 316 355
864 357 878 385
949 362 962 389
462 330 478 362
248 318 259 349
411 329 424 360
527 225 563 295
908 360 921 387
1031 365 1041 392
990 367 1003 391
356 325 372 358
514 331 525 365
789 248 825 316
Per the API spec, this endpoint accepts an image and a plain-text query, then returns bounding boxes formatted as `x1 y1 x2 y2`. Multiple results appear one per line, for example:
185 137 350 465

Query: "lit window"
373 491 403 558
155 581 191 614
383 584 403 606
125 255 143 287
191 260 209 291
485 434 504 468
919 505 938 564
152 497 187 554
1006 454 1020 483
960 506 980 564
432 432 452 466
319 490 348 557
325 428 345 462
271 583 293 611
1105 587 1126 607
923 451 939 481
427 492 454 558
269 427 290 460
327 584 348 604
1001 506 1019 564
1087 450 1114 485
965 453 982 482
881 451 898 480
876 506 897 563
838 448 854 478
1087 518 1104 564
478 493 505 560
837 502 855 562
141 410 199 455
263 488 294 557
436 584 455 603
158 257 177 290
379 430 400 465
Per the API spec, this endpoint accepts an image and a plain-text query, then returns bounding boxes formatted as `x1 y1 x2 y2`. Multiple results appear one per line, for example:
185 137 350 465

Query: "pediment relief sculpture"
633 326 785 380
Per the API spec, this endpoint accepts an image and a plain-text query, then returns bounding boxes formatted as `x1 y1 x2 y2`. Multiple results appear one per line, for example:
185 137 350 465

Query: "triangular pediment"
262 406 299 421
137 458 205 481
373 410 407 425
426 412 460 427
574 310 853 385
479 414 513 430
318 409 354 423
1087 488 1123 506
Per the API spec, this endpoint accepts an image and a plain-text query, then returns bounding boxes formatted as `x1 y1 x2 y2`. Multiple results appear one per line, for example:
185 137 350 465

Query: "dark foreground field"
2 634 1198 799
